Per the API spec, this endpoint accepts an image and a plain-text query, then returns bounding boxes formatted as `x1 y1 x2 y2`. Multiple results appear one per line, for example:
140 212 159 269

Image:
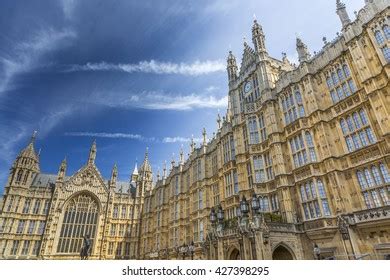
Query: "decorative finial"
31 130 37 143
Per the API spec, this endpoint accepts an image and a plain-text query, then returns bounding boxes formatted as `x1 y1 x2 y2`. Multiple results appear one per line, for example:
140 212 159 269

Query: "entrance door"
229 248 240 260
272 245 294 260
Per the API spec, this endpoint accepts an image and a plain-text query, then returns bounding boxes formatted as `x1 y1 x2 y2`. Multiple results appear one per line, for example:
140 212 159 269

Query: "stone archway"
272 244 295 260
228 248 240 260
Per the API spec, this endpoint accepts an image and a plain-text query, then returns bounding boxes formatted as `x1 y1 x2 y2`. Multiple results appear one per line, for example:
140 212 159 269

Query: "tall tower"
296 37 311 63
252 19 267 58
9 131 40 187
87 140 97 165
131 162 139 182
110 163 118 188
227 51 238 84
336 0 351 28
57 157 67 183
138 148 153 196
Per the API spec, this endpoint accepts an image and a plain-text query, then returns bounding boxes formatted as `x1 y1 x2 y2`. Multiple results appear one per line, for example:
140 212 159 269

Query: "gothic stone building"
1 0 390 260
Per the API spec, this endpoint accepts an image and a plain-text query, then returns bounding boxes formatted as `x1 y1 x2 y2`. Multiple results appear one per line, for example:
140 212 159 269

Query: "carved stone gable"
240 44 257 75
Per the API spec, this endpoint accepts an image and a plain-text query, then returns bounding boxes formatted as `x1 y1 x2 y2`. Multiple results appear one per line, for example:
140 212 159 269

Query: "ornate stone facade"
0 0 389 260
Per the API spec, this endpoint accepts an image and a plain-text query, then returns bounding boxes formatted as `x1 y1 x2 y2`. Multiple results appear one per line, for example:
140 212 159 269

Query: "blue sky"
0 0 365 191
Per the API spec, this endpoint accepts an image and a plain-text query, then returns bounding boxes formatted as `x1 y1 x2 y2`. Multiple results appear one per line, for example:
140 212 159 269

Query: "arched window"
356 171 367 190
340 119 348 135
337 69 344 81
331 72 338 85
16 170 23 183
382 46 390 62
346 116 355 132
352 112 361 129
342 65 350 77
375 30 385 45
379 163 390 183
364 168 375 187
383 25 390 39
371 166 383 185
57 193 99 254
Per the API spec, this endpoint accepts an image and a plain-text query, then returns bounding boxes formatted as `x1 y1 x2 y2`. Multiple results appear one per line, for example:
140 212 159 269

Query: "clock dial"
244 81 252 97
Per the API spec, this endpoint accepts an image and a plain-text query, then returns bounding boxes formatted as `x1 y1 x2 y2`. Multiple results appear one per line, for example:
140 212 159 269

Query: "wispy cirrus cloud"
0 28 76 94
64 132 207 144
162 137 203 143
66 60 226 76
64 132 156 142
93 91 228 111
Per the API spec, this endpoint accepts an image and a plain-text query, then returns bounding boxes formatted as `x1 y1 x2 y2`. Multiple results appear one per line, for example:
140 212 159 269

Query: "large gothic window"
57 193 99 254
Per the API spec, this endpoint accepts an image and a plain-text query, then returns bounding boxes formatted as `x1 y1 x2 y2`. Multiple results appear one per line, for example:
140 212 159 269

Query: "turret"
57 157 67 182
252 19 267 58
10 131 40 186
217 113 222 130
138 148 153 195
131 162 139 182
202 128 207 153
171 153 176 170
110 163 118 187
296 37 311 63
227 51 238 83
87 140 97 165
336 0 351 29
190 135 196 153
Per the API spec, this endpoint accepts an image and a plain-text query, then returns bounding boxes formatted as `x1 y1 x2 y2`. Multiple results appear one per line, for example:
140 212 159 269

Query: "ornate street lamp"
217 204 224 223
188 241 195 260
251 193 259 212
313 243 321 260
236 206 242 218
210 207 217 225
180 243 188 260
240 196 250 216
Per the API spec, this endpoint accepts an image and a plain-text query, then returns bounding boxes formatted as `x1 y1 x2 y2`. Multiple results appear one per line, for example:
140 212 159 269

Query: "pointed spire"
227 51 238 83
171 153 175 169
217 113 222 129
110 163 118 185
296 37 311 63
88 140 97 165
133 162 138 175
190 135 196 153
336 0 351 28
179 145 184 165
252 19 267 57
202 128 207 146
57 156 67 181
131 161 139 182
140 147 152 173
31 130 37 144
157 167 161 180
163 160 167 179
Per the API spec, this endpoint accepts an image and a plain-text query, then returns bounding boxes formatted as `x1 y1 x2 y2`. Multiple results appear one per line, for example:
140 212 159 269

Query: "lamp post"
180 243 188 260
188 241 195 260
313 243 321 260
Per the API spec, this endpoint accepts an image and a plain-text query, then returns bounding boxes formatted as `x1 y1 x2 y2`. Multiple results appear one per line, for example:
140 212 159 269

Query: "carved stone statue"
80 234 91 260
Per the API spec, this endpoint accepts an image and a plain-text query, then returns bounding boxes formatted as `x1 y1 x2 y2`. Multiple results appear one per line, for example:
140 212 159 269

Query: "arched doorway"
272 245 295 260
56 193 99 255
229 248 240 260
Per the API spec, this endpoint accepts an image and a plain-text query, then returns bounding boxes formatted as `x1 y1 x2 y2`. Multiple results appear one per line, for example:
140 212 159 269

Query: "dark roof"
30 173 136 195
31 173 60 188
115 181 136 195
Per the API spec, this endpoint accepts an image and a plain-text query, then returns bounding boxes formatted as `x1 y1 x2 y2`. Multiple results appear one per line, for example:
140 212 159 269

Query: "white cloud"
94 91 228 111
64 132 156 142
0 28 76 94
67 59 226 76
162 137 203 143
60 0 77 19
